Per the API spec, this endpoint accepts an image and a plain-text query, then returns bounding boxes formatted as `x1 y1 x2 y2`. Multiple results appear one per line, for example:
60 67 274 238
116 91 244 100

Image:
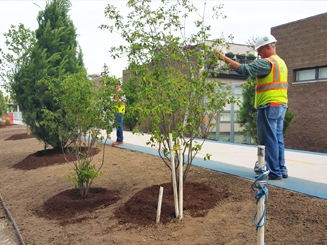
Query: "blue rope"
251 171 269 231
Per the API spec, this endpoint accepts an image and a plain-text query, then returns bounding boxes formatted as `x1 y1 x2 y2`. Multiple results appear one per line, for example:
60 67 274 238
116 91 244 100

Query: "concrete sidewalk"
106 129 327 199
13 120 327 199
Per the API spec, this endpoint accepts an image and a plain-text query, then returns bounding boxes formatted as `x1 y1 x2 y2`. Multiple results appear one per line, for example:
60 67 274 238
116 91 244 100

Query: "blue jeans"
115 113 124 142
257 104 288 178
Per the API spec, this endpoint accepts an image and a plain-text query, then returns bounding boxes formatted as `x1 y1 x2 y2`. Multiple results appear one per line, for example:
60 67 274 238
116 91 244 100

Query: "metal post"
215 116 220 141
230 85 235 143
256 145 267 245
251 145 269 245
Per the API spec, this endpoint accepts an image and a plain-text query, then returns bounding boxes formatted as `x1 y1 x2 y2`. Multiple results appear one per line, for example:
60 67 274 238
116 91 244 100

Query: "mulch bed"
115 182 222 225
5 133 36 141
12 147 100 170
37 187 120 226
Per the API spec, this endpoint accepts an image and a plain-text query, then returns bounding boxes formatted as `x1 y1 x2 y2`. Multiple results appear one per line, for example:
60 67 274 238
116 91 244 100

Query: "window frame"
294 65 327 83
318 67 327 80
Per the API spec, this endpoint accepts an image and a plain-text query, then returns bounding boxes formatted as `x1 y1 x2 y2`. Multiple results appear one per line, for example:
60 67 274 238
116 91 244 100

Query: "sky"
0 0 326 90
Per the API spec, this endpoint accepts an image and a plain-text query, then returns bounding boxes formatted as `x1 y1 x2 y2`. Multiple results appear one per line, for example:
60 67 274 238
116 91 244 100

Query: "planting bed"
0 125 327 244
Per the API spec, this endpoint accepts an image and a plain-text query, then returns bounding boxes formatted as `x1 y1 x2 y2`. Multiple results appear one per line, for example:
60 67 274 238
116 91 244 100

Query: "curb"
0 193 25 245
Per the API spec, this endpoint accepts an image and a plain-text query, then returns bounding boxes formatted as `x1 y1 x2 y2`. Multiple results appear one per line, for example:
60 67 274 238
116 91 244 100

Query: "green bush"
0 91 6 117
41 71 118 198
122 78 139 131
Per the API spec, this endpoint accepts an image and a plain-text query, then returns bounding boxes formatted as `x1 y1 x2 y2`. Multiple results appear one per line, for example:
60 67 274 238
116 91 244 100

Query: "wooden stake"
178 139 183 220
27 125 30 135
156 186 164 223
257 194 265 245
169 133 179 218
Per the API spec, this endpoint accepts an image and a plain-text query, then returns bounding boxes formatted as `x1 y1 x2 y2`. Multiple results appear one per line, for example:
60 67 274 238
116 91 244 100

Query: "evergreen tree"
77 46 85 68
12 0 82 149
238 77 296 144
0 90 7 117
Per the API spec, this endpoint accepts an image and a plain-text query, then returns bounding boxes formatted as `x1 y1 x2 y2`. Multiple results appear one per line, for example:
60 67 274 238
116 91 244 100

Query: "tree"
238 77 296 144
101 0 235 185
77 46 85 68
12 0 82 150
121 73 140 131
41 71 118 198
0 24 36 95
0 90 7 118
246 35 258 53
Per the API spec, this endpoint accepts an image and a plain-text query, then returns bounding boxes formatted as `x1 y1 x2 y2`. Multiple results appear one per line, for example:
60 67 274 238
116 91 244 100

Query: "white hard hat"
255 34 277 50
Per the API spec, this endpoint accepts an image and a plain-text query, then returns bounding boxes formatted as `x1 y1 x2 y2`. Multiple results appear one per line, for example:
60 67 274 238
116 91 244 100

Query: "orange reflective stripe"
267 56 280 82
256 81 288 87
270 102 281 107
255 87 287 93
256 82 288 93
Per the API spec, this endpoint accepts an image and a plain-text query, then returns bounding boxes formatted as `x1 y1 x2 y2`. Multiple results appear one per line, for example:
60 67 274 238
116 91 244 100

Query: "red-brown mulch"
5 133 36 141
37 187 120 226
115 182 223 225
12 147 100 170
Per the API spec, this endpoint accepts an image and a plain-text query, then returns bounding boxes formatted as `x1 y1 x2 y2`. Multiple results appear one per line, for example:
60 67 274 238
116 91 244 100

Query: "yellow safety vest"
255 55 288 109
114 88 125 113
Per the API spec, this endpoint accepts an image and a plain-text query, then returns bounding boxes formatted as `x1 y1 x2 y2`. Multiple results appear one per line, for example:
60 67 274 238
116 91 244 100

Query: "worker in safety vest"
112 81 126 146
215 34 288 180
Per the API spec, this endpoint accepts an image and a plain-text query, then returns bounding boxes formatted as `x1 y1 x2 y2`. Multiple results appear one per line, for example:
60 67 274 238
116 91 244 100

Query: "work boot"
112 142 124 146
268 175 282 180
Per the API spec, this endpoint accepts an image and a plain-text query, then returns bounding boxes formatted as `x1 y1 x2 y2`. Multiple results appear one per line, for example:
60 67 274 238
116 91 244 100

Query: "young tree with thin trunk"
0 24 36 96
41 71 119 198
101 0 236 187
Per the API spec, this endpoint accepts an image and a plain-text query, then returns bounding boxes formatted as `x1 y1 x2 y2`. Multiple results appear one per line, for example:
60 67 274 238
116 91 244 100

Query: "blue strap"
251 171 269 231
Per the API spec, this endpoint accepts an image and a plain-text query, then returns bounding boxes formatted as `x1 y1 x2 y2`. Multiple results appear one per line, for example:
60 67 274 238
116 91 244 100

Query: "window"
295 66 327 83
318 67 327 79
296 69 315 82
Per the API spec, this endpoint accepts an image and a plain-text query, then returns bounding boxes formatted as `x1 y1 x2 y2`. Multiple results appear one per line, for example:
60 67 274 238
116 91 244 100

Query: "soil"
115 182 222 225
0 125 327 245
38 188 121 227
0 124 15 128
12 147 100 170
5 133 36 141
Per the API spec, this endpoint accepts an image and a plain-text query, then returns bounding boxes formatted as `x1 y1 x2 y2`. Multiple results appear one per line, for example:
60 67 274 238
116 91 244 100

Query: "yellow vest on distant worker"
114 88 125 113
255 55 288 109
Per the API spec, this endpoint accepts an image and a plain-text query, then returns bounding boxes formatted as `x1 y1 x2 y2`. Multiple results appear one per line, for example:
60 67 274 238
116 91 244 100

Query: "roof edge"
272 12 327 29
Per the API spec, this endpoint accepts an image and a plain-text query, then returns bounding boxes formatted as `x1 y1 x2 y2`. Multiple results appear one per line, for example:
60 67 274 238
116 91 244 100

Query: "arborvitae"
12 0 82 149
0 90 6 116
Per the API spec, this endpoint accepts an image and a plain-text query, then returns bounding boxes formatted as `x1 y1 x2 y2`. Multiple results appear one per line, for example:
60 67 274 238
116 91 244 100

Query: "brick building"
271 13 327 153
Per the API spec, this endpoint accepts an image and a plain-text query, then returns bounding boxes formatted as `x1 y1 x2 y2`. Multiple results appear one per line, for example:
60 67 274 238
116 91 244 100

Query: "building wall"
205 40 255 56
271 13 327 153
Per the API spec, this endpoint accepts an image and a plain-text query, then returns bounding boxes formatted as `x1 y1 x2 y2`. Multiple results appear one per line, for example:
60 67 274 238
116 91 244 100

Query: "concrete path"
13 121 327 199
106 129 327 199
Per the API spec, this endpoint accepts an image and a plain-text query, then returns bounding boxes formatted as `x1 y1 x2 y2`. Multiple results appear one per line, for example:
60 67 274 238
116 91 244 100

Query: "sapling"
42 71 118 198
102 0 238 188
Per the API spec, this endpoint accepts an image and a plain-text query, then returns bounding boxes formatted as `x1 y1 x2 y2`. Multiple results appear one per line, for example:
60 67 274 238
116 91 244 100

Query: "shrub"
42 71 118 198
